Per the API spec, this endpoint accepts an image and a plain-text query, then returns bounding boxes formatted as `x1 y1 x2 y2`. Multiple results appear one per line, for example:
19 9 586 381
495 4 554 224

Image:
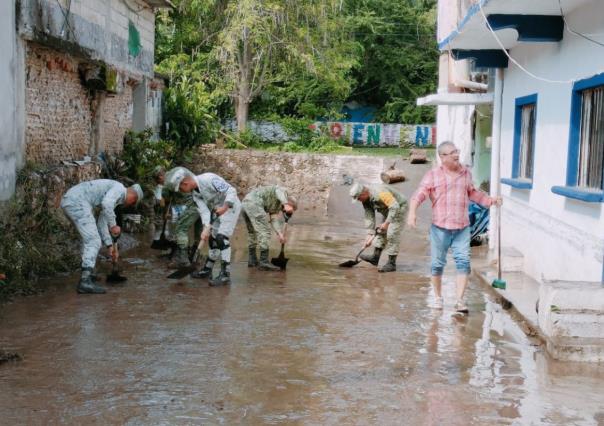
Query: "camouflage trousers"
61 200 103 269
373 209 406 256
173 199 202 249
242 200 272 251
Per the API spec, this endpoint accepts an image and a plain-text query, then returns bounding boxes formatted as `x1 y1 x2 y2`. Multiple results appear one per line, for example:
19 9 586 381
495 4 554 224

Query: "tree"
212 0 354 131
345 0 438 123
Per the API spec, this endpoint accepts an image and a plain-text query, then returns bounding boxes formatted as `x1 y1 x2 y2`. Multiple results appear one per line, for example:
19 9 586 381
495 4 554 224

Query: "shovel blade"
338 259 360 268
106 273 127 283
167 265 197 279
271 256 289 270
151 238 175 250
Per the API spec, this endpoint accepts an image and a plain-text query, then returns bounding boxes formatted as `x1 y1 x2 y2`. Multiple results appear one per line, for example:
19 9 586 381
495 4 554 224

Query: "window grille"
578 86 604 189
518 104 536 179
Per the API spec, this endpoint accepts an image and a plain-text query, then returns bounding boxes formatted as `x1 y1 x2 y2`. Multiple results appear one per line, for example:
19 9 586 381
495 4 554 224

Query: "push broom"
491 203 506 289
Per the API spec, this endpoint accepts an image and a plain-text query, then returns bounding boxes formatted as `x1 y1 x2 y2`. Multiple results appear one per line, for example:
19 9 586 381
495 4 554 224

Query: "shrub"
0 166 80 302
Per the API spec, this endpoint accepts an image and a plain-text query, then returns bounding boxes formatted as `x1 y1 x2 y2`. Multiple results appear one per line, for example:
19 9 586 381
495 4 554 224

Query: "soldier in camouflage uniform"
175 172 241 286
61 179 143 294
242 185 297 271
161 167 202 268
349 182 408 272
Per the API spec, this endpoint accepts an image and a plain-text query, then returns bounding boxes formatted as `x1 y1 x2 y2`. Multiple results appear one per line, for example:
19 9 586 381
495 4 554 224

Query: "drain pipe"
489 68 504 252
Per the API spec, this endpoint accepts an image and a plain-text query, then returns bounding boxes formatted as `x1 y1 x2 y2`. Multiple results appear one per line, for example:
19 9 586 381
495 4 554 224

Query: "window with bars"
502 94 537 190
553 72 604 202
577 86 604 190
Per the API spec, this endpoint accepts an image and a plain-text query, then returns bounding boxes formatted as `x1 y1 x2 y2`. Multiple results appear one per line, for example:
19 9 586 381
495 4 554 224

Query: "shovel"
167 238 206 279
151 202 174 250
338 230 379 268
167 211 218 279
271 223 289 270
106 236 127 283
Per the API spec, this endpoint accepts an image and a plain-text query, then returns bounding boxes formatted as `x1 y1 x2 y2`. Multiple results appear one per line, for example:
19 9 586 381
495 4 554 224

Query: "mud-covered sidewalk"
1 158 604 425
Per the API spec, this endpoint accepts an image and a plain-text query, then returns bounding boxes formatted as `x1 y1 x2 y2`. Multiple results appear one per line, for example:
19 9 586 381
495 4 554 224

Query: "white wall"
499 0 604 281
0 0 25 201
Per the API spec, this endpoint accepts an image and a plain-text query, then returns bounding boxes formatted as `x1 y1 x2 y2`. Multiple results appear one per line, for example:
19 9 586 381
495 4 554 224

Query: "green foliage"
344 0 438 123
162 70 221 152
224 129 265 149
120 129 176 185
0 166 80 302
155 0 439 129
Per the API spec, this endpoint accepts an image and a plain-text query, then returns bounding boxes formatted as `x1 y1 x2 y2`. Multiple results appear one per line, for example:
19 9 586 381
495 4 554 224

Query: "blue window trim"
551 186 603 202
501 177 533 189
502 94 537 190
552 72 604 202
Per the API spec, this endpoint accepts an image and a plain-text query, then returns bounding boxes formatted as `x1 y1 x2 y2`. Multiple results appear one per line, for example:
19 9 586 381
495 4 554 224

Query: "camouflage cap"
130 183 144 206
286 195 298 211
152 165 165 179
165 167 195 192
349 182 365 202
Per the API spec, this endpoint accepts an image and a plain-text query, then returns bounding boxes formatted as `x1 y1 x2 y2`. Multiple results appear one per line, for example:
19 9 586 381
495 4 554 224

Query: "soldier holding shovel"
242 185 297 271
175 172 241 286
60 179 143 294
349 182 408 273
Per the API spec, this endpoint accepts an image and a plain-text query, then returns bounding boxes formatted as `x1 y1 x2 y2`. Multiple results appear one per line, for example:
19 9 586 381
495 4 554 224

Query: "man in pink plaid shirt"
407 141 502 313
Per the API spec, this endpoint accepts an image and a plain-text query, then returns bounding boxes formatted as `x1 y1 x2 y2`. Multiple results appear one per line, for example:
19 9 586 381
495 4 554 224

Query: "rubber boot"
77 267 106 294
378 255 397 273
360 248 382 266
191 260 214 279
209 261 231 286
168 246 190 269
258 249 280 271
248 246 258 267
90 268 99 283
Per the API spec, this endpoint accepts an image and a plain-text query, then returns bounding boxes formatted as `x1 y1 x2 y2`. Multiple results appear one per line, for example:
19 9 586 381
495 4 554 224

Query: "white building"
429 0 604 362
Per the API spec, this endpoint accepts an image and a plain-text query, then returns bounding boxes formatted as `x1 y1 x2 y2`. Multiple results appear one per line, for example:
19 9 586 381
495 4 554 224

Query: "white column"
489 68 504 251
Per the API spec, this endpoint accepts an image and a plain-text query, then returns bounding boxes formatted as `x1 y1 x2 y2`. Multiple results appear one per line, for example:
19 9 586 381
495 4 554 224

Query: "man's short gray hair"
437 141 457 155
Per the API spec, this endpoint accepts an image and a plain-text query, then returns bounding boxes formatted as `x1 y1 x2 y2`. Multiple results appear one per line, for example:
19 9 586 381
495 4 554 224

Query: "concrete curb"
472 267 546 344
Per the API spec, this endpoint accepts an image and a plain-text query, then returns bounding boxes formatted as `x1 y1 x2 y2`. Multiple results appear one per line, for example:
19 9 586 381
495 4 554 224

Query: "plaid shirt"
411 166 492 230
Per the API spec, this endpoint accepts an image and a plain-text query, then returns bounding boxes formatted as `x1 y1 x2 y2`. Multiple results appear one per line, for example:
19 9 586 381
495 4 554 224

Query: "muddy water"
2 168 604 425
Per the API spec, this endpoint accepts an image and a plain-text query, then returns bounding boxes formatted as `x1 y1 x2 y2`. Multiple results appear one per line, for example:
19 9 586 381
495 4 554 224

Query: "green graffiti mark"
128 20 142 57
367 125 381 145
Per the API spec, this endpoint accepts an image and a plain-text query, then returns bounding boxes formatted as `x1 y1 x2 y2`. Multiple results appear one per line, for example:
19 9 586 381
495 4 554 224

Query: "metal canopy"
416 93 494 106
438 0 591 51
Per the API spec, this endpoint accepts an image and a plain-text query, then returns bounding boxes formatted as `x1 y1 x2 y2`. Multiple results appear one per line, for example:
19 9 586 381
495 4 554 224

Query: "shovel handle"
192 236 206 264
354 230 381 261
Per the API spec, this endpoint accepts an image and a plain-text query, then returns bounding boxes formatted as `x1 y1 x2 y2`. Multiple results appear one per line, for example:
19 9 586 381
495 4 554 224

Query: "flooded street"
2 173 604 425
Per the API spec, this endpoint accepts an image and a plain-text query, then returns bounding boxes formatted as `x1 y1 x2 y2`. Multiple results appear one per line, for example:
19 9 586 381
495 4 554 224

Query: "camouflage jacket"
362 185 407 232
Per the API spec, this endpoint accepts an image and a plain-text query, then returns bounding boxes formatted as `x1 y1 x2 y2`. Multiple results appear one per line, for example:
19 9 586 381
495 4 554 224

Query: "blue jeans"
430 225 471 276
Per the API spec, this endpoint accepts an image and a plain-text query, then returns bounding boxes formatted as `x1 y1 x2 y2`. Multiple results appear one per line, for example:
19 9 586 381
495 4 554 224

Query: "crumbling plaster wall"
24 43 134 165
102 85 134 154
18 0 156 77
25 44 91 164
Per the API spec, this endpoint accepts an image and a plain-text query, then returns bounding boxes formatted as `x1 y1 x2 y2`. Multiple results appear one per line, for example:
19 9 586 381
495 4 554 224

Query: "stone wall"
24 43 135 165
190 147 335 211
25 43 92 164
189 147 393 213
103 85 134 154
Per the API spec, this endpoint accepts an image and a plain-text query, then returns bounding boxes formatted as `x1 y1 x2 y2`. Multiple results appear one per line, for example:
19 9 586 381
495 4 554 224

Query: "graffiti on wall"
224 120 436 147
311 122 436 147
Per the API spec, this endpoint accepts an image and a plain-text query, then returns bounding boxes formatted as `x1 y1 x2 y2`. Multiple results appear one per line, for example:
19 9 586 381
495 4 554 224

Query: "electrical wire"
478 2 573 84
558 0 604 49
